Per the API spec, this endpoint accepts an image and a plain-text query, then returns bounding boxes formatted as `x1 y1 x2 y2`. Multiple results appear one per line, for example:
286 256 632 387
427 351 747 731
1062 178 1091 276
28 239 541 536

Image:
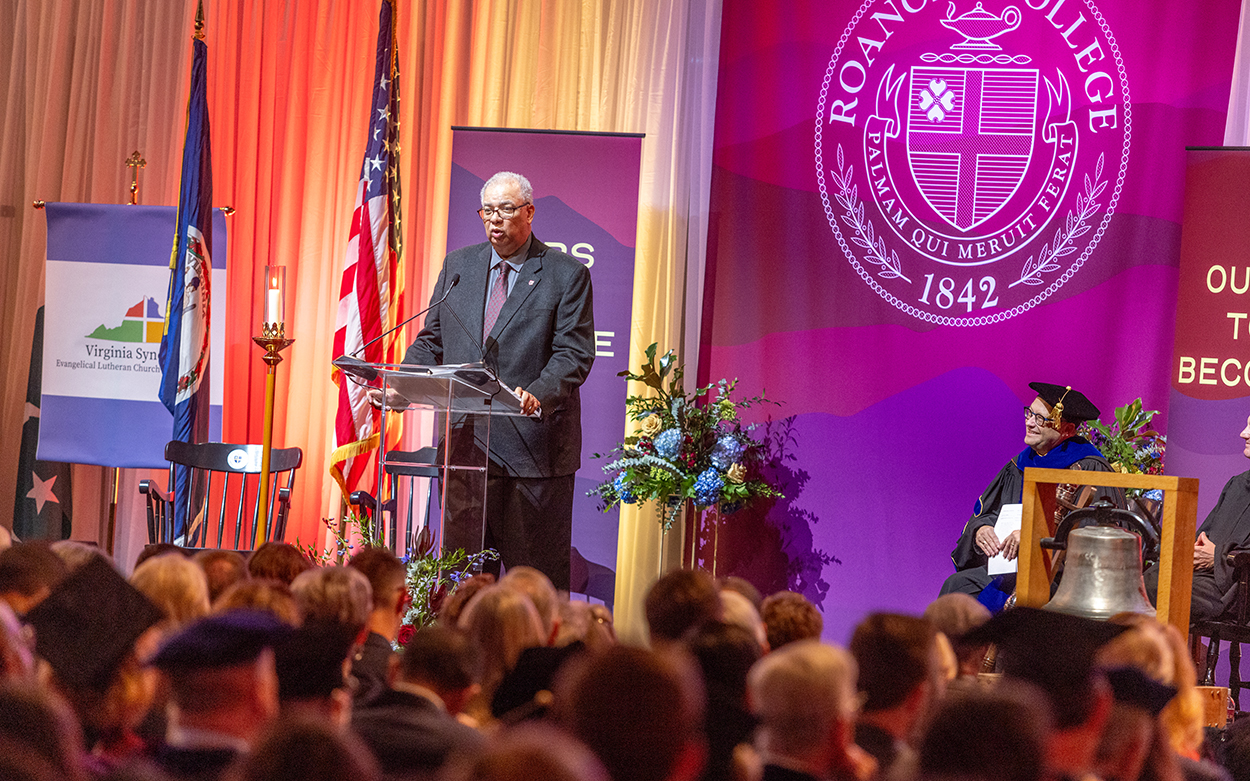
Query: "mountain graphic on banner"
86 297 164 343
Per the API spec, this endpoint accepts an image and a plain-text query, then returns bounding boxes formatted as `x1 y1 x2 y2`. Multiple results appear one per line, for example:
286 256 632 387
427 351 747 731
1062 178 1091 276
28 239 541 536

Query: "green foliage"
590 343 784 530
298 513 497 640
1084 398 1166 493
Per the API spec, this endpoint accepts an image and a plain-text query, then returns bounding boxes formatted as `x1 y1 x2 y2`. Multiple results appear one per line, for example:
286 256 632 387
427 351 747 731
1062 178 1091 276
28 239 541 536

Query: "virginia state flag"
158 35 213 538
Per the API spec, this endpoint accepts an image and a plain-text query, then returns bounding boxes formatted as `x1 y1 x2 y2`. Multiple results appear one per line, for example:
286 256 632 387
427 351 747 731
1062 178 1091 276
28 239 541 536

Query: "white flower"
638 415 663 437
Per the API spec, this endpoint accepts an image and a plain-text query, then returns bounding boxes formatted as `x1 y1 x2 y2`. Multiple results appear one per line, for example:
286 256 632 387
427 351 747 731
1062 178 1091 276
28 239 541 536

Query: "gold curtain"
0 0 721 641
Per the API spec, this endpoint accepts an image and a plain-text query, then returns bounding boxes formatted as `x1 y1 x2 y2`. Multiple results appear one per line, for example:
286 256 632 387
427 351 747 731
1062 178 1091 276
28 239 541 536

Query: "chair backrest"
154 441 303 551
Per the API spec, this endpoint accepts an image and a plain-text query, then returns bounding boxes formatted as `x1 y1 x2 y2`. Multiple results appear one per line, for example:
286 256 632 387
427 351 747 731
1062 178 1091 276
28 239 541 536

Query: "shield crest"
906 66 1038 232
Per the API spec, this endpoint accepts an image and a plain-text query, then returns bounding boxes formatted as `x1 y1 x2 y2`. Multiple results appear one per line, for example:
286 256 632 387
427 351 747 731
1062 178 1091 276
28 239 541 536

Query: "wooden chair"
351 446 441 555
1191 550 1250 708
140 440 303 551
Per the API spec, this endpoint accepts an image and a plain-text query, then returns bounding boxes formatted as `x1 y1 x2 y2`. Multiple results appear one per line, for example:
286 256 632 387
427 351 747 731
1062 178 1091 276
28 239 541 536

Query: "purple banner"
41 204 226 468
448 128 643 597
705 0 1239 643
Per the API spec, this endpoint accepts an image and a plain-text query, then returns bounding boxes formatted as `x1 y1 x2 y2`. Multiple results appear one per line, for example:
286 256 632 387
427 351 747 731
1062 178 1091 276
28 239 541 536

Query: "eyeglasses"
478 202 530 220
1023 406 1054 426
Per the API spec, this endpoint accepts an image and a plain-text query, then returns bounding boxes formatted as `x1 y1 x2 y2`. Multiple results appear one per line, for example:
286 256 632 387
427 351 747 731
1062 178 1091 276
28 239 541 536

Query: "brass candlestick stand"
253 321 294 548
253 265 293 548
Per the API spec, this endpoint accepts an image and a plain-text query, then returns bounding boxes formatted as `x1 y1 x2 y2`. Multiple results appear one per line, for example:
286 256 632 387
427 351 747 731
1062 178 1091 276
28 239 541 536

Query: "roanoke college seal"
815 0 1130 325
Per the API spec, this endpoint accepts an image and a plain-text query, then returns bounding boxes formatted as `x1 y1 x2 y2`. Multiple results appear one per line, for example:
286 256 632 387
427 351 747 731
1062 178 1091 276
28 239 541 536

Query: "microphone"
332 273 460 382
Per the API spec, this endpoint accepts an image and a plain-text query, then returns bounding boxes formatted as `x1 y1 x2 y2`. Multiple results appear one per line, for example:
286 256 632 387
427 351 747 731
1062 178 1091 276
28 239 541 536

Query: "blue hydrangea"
613 474 637 504
655 428 682 460
710 435 745 470
693 467 724 506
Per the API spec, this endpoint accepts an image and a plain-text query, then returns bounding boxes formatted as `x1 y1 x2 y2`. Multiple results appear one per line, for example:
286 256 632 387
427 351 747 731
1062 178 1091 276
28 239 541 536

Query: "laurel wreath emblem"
831 144 911 283
1009 152 1107 289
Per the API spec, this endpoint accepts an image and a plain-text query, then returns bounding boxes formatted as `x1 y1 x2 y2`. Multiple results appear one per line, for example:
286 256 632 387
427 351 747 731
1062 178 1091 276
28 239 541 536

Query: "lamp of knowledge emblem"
815 0 1130 326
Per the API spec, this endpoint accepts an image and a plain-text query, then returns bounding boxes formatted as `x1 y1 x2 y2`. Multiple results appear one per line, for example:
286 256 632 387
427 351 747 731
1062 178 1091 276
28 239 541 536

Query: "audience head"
718 576 762 611
923 593 991 676
458 584 545 699
348 546 407 614
850 612 943 717
130 551 211 628
49 541 109 573
500 565 560 642
645 569 721 644
442 723 610 781
918 680 1052 781
438 573 496 628
760 591 823 650
0 681 87 781
396 624 478 713
273 622 357 725
718 589 767 652
247 542 313 586
194 549 249 603
555 645 706 781
134 543 183 569
228 715 380 781
214 579 302 626
0 601 34 681
152 609 289 742
290 565 372 633
0 542 67 615
686 620 762 781
555 600 616 650
748 640 859 768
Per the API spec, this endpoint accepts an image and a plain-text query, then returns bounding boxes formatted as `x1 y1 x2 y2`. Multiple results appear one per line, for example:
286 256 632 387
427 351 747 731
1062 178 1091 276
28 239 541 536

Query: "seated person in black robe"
940 382 1119 602
1145 414 1250 620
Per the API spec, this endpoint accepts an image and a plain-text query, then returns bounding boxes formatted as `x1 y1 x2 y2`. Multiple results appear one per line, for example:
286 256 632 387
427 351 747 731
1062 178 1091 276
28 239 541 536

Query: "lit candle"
263 266 286 327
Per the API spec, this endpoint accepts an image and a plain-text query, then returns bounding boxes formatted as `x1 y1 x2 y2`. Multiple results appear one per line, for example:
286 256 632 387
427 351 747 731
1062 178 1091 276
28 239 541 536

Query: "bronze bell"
1044 526 1156 620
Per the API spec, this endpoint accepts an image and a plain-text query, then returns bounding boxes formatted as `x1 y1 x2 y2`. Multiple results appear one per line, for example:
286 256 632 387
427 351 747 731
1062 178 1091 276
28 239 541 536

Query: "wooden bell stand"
1015 468 1199 638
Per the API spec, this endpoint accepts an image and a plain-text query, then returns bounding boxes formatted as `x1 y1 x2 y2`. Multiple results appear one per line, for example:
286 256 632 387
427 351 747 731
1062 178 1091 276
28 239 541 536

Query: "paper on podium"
987 503 1023 576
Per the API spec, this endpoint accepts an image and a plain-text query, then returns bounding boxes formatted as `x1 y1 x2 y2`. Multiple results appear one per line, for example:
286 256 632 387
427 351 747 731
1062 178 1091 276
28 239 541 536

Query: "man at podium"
402 171 594 590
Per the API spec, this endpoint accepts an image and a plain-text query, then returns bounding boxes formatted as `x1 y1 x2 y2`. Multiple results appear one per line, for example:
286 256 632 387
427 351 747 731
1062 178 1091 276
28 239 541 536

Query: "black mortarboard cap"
1028 382 1101 424
1105 666 1177 716
25 555 163 692
963 607 1128 728
152 609 291 671
273 621 357 700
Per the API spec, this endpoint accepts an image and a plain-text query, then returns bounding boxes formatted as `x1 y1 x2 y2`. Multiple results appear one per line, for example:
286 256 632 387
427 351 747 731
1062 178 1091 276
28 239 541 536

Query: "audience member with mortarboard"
149 609 290 781
940 382 1123 606
962 607 1128 781
25 555 164 770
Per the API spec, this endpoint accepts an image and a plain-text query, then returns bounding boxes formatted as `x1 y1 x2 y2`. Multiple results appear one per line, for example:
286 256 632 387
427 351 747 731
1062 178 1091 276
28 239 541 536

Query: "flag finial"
194 0 205 40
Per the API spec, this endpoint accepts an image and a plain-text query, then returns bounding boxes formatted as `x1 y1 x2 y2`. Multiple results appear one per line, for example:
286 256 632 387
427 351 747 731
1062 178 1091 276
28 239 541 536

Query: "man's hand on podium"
367 387 411 411
517 387 540 416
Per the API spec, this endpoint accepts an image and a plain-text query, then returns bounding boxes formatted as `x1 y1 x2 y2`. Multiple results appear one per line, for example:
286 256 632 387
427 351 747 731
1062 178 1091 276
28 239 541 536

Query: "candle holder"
253 266 294 548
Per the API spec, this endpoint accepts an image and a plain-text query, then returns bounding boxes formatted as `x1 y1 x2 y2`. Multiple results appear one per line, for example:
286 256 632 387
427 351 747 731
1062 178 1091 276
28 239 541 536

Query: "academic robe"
941 436 1119 596
1146 469 1250 620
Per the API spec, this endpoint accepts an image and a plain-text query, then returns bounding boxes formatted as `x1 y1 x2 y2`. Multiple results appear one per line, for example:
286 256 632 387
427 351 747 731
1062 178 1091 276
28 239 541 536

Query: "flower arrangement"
589 343 782 530
1083 398 1165 476
300 514 497 644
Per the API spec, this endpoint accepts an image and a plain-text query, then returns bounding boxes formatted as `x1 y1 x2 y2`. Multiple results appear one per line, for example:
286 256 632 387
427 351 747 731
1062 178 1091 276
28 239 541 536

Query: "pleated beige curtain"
0 0 721 642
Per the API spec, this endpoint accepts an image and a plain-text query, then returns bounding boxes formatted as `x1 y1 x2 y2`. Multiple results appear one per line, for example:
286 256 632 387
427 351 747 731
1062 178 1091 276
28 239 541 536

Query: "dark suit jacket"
351 688 485 778
403 235 594 478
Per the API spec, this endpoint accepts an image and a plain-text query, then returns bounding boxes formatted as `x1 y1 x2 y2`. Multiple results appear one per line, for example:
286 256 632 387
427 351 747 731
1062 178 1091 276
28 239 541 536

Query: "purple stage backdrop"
448 128 642 600
704 0 1239 643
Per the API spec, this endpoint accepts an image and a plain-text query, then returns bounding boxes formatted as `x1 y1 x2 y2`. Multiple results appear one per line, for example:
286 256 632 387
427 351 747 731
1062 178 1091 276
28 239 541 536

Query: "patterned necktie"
483 263 510 340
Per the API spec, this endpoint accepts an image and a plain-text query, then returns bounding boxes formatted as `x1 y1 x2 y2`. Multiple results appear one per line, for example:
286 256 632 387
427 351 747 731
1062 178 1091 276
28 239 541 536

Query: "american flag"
331 0 403 500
